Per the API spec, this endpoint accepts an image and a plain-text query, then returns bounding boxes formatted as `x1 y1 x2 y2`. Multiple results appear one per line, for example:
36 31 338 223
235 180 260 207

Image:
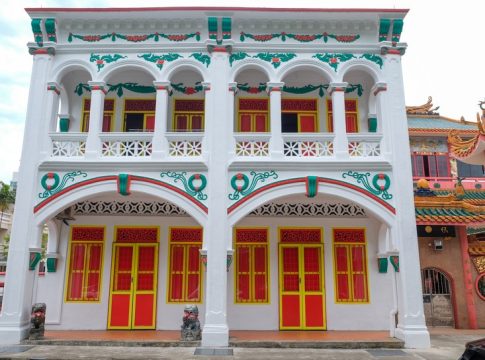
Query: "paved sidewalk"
0 330 482 360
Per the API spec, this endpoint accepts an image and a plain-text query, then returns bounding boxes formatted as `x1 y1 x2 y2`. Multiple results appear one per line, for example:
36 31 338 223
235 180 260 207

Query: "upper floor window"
281 99 318 132
173 99 204 132
457 160 485 178
123 99 155 132
327 99 358 133
411 153 450 178
237 98 269 132
82 99 115 132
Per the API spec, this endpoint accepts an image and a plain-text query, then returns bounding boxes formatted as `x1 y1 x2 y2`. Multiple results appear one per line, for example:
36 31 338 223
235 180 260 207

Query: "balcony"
100 132 153 158
283 133 334 158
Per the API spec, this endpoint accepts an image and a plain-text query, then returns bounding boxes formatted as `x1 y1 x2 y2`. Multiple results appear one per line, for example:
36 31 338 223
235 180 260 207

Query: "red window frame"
411 153 451 178
82 99 114 132
327 99 359 133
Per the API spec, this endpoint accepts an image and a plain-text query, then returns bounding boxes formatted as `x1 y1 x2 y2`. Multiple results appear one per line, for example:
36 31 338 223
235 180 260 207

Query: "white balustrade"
282 134 334 157
166 132 203 157
234 134 270 157
50 133 87 157
100 132 153 157
347 134 382 157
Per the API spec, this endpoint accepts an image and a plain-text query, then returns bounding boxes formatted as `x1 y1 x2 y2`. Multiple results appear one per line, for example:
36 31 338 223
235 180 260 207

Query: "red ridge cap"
25 7 409 14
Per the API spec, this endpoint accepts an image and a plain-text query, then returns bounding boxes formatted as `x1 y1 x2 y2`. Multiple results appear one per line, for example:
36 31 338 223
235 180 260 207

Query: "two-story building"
0 7 430 348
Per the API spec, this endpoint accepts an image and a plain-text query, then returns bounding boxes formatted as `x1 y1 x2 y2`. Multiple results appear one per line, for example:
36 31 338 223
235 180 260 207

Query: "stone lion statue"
29 303 46 340
181 304 201 341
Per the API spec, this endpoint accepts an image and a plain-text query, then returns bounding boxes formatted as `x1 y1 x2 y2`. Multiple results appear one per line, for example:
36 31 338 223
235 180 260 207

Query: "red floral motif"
280 229 321 243
335 35 358 43
253 34 274 41
236 229 267 243
125 35 148 42
96 60 104 65
116 227 158 243
333 229 365 243
72 227 104 242
171 228 202 243
83 35 101 42
271 57 280 63
184 87 196 95
167 34 188 41
248 87 260 94
157 59 165 64
293 35 316 42
330 57 338 64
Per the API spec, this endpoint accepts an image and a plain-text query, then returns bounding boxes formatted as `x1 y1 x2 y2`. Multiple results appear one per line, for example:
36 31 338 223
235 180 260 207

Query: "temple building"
408 98 485 329
0 7 430 348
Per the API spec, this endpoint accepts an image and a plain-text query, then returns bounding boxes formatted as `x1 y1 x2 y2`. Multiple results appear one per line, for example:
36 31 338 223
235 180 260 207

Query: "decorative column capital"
28 42 56 56
153 81 171 91
228 82 238 93
371 82 388 96
328 82 348 95
46 82 61 95
266 82 284 94
88 81 107 94
206 39 234 54
380 42 407 56
201 82 211 92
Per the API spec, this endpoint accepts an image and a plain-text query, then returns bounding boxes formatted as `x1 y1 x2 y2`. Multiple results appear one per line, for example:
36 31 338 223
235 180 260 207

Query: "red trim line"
25 7 409 14
34 175 208 214
227 177 395 215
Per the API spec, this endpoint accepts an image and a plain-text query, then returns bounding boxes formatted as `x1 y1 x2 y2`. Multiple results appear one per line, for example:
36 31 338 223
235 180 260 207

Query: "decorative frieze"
39 171 88 199
68 31 201 43
90 53 127 71
229 171 278 201
73 201 188 216
342 171 392 201
249 202 366 217
240 31 360 43
160 171 208 201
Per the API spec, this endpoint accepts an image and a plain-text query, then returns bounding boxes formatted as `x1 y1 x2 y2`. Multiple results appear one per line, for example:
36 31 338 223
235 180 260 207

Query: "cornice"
228 160 392 172
38 160 208 172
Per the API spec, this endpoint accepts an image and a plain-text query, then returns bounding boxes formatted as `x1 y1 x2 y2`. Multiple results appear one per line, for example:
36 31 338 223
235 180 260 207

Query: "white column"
0 44 55 344
329 82 348 159
152 81 170 160
85 81 106 160
202 49 230 348
40 82 60 159
380 43 430 348
267 82 284 159
371 82 389 158
228 82 237 157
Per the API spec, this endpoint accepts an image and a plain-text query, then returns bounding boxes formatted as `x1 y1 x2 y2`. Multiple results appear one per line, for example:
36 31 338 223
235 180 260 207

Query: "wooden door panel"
109 245 134 329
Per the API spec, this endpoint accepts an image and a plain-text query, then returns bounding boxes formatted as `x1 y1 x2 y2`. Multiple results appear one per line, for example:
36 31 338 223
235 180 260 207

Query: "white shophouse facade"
0 7 430 348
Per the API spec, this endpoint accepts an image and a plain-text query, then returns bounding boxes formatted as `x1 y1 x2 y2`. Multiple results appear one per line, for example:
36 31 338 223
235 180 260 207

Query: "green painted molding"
392 19 404 42
117 173 131 196
31 18 43 46
379 19 391 42
222 17 232 39
44 18 56 42
208 17 218 40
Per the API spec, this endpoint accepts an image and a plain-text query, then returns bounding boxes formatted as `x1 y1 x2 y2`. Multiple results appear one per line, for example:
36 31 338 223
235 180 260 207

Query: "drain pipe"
389 254 399 337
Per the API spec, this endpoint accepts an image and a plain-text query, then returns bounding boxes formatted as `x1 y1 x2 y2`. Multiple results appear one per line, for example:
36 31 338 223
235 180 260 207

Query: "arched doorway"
421 268 454 326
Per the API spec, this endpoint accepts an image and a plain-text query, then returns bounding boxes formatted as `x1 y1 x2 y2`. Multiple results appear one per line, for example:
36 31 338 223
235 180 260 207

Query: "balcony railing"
234 134 270 157
166 132 203 157
347 134 382 157
50 133 86 157
283 133 334 157
412 176 485 190
100 132 153 157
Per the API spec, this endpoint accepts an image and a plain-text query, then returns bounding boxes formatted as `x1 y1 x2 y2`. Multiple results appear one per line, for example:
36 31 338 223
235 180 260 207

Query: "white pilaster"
380 44 430 349
201 50 230 347
329 82 349 159
0 45 55 344
371 82 389 157
85 81 106 160
228 82 237 157
267 82 284 159
152 81 170 160
40 82 60 159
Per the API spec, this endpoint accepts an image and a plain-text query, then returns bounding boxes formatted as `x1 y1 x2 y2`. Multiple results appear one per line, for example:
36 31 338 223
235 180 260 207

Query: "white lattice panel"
51 140 86 157
284 141 333 157
250 202 366 217
169 140 202 156
102 140 152 157
235 140 269 156
348 141 381 157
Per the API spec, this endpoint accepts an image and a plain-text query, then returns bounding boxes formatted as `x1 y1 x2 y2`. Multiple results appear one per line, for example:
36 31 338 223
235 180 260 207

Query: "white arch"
277 59 336 83
34 180 207 228
162 59 208 82
230 59 274 82
338 59 382 83
51 59 94 83
98 59 158 82
228 180 395 243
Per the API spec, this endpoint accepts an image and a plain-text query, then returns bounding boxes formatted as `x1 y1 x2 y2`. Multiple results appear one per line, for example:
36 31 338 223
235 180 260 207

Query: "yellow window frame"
281 97 319 132
233 227 270 304
167 226 203 304
64 225 105 303
81 97 115 132
172 98 205 132
122 98 156 132
326 98 359 133
236 97 270 132
332 227 369 304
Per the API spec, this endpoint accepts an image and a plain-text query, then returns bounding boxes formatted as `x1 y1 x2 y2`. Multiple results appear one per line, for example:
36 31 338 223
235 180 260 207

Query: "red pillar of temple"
458 225 478 329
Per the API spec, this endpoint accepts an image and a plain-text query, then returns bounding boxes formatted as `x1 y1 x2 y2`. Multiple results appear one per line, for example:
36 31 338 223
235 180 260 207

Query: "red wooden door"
279 244 325 329
108 244 158 329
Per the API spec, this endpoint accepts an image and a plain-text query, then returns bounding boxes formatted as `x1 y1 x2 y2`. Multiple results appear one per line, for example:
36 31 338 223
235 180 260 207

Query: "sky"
0 0 484 183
